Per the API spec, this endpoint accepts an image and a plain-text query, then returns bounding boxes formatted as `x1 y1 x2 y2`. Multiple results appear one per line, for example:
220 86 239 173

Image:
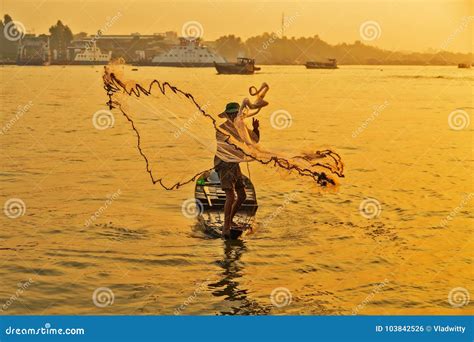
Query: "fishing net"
102 65 344 190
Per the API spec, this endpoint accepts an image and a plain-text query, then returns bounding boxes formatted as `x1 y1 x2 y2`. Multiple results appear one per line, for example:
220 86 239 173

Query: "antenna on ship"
281 13 285 38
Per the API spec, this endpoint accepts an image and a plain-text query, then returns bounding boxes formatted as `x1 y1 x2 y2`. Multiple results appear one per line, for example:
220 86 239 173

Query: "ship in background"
44 40 113 65
18 35 111 66
67 41 112 65
214 57 261 74
17 35 51 66
305 58 338 69
134 38 226 67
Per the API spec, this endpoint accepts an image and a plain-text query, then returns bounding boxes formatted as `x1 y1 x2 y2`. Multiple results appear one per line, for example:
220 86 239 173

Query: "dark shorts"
214 157 245 190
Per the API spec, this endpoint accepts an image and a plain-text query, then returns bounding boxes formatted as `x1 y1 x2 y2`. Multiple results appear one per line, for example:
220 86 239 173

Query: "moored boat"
305 58 338 69
69 41 112 65
214 57 261 74
50 41 112 65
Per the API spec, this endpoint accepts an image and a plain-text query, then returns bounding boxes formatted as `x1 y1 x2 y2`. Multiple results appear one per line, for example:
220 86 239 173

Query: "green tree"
74 31 88 40
214 35 246 61
0 14 21 60
49 20 73 61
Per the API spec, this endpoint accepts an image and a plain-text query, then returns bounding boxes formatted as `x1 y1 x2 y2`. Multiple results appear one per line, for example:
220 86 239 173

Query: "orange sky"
2 0 473 53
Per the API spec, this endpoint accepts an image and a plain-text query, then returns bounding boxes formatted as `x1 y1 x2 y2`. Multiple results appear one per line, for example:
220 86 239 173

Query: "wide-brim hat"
218 102 240 118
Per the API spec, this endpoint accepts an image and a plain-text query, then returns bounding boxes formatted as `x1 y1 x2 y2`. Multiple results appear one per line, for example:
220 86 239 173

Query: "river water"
0 65 472 315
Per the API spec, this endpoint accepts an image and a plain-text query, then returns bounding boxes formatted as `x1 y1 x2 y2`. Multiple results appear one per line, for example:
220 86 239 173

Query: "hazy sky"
2 0 473 53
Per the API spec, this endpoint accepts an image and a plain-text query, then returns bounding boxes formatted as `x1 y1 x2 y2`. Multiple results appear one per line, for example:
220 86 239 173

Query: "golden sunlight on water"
0 65 472 315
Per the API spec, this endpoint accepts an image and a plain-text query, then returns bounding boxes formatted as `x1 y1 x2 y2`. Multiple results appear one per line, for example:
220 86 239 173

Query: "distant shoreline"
0 63 471 67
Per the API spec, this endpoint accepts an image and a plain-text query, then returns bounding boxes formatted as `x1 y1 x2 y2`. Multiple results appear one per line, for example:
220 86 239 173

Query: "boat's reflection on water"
208 240 270 315
194 169 267 314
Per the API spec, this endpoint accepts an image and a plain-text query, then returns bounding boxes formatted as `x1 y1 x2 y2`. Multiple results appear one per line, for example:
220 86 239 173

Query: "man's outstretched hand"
252 118 260 141
252 118 260 131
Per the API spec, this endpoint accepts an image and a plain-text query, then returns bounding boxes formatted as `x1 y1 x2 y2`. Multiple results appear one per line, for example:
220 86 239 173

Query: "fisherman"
215 83 269 239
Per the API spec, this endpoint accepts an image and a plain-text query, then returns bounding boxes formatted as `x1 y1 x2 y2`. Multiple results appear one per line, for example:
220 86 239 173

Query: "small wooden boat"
194 169 258 239
305 59 338 69
214 58 261 74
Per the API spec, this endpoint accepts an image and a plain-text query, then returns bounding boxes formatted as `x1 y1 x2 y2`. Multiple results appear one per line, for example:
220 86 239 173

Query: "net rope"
102 66 344 190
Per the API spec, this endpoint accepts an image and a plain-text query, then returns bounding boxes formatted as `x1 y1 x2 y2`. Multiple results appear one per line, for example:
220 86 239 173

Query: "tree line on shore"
1 14 472 65
1 14 73 61
213 34 472 65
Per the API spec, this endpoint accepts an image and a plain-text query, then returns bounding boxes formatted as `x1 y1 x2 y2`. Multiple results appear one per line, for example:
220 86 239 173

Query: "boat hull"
69 61 110 65
305 63 338 69
214 62 258 74
50 60 110 66
194 170 258 238
133 61 215 67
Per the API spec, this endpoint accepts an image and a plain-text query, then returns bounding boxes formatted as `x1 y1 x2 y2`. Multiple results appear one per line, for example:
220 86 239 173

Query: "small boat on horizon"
305 58 338 69
214 57 261 74
458 63 471 69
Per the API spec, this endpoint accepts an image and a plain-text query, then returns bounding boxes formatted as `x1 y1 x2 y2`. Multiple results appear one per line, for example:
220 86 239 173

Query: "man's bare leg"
230 187 247 225
222 189 235 238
